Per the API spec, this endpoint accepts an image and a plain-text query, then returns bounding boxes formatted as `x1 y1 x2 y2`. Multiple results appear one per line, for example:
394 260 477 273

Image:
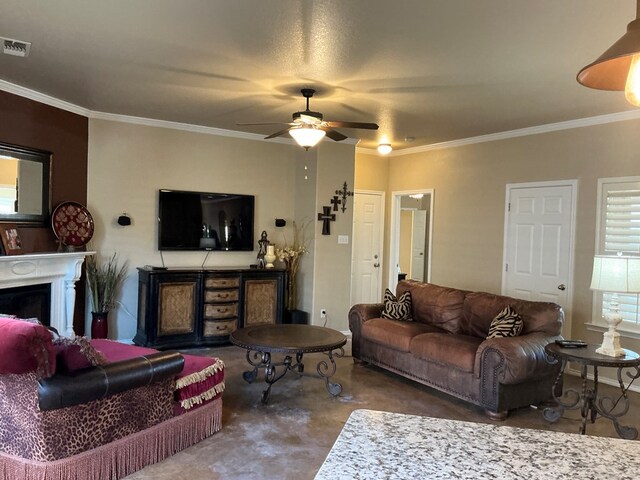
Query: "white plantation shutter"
604 189 640 254
597 179 640 328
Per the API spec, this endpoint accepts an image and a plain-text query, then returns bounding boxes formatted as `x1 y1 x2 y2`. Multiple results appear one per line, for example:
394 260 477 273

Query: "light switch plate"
338 235 349 244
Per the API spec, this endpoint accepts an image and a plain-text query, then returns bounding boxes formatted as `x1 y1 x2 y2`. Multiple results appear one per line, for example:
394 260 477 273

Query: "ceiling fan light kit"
289 125 326 150
239 88 378 150
577 0 640 106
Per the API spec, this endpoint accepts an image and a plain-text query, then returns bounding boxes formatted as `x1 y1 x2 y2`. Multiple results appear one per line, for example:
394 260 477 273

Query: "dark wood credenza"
135 266 286 349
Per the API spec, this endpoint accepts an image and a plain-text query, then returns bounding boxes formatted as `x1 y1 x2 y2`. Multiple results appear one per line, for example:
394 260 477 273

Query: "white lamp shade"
590 255 640 293
289 126 326 148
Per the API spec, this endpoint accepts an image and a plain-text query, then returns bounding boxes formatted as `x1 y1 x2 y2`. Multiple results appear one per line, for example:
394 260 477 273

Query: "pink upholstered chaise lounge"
0 316 225 480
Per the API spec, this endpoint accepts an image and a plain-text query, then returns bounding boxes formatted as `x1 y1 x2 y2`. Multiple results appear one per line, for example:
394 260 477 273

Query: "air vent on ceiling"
1 37 31 58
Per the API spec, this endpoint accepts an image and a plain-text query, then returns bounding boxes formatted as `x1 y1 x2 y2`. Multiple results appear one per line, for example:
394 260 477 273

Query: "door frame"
389 189 434 292
350 189 386 305
501 180 578 337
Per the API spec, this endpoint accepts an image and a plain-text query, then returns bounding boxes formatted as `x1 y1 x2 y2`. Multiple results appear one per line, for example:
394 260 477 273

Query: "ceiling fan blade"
326 121 379 130
237 122 292 126
322 127 348 142
264 127 292 139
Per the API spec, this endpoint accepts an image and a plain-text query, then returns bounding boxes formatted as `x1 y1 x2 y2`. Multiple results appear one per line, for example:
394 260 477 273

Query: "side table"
543 343 640 439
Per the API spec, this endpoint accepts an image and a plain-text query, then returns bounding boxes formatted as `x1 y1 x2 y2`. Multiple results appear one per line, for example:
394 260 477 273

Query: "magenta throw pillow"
0 316 56 377
55 336 108 372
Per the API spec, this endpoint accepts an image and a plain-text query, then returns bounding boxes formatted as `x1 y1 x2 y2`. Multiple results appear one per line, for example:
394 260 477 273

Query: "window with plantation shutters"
595 177 640 329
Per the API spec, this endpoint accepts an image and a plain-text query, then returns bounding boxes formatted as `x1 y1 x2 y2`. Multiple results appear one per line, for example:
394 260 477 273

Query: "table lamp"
590 255 640 357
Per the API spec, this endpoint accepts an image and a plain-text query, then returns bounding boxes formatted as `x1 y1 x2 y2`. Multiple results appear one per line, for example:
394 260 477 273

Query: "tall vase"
91 311 109 339
265 245 276 268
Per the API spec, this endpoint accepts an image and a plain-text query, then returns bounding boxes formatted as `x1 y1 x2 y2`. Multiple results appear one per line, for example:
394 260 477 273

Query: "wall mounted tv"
158 189 255 251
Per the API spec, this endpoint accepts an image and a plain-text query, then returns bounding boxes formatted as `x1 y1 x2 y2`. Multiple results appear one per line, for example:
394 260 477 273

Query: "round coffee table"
543 342 640 439
230 324 347 404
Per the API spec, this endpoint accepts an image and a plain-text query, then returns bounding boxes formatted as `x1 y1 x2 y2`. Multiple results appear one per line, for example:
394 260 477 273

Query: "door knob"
373 263 380 268
557 284 566 291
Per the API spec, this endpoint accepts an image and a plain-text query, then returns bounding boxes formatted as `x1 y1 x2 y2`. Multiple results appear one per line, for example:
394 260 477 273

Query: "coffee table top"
230 324 347 354
545 342 640 368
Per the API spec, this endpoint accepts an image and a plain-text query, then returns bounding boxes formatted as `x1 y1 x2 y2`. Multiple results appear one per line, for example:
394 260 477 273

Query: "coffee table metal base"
242 348 345 404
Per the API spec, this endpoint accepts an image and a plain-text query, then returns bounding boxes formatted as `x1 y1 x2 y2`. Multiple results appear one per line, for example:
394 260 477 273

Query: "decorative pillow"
487 305 523 339
0 316 57 378
55 336 108 372
381 288 412 321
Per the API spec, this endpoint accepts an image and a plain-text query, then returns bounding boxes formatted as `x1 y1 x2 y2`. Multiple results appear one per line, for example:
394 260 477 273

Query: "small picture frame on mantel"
0 223 23 255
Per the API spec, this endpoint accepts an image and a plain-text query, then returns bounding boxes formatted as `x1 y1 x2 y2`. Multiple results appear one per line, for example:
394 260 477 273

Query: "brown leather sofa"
349 280 564 419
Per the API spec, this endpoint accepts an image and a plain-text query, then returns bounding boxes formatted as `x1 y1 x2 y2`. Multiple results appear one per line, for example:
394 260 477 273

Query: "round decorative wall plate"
52 201 94 247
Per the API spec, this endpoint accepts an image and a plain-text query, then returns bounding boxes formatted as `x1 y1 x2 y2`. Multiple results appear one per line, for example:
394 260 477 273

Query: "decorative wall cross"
335 181 353 213
330 195 341 212
318 206 336 235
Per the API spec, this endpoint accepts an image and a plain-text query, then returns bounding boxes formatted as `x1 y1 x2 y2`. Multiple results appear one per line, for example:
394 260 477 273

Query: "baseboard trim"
565 366 640 394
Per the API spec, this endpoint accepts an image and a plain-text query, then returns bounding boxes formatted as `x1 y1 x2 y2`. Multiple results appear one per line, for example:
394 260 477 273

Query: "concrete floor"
125 342 640 480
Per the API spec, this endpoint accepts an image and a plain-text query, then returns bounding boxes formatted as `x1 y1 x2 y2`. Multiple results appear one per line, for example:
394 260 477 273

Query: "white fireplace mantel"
0 252 93 336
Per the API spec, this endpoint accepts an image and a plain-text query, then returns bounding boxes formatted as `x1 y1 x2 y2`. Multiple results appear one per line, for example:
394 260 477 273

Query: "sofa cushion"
462 291 564 337
397 281 466 334
487 305 523 339
381 288 412 321
461 292 515 337
361 318 444 352
0 316 56 378
410 332 483 372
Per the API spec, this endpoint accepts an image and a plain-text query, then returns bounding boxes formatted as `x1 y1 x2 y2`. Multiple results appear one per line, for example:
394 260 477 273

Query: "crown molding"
0 79 90 116
359 109 640 157
3 79 638 153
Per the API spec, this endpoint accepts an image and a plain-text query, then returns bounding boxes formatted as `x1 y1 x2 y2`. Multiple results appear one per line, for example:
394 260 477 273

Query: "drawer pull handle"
217 308 228 313
219 293 229 298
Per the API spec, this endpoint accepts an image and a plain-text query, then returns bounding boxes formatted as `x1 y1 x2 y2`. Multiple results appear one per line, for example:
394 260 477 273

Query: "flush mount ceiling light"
577 0 640 106
377 143 392 155
289 125 326 151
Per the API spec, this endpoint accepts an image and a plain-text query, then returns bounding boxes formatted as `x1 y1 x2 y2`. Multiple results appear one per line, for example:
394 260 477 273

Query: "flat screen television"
158 189 254 251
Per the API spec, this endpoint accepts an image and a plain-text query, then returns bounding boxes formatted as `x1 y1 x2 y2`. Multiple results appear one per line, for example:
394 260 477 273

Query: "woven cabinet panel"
244 279 277 326
158 282 196 335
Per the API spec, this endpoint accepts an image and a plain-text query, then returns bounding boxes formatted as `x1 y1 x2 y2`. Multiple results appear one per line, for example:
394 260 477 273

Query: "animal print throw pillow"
381 288 412 321
487 305 523 339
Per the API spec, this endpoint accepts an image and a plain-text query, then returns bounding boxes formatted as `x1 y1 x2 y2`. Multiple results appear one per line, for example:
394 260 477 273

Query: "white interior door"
351 191 384 305
503 182 576 335
411 209 427 281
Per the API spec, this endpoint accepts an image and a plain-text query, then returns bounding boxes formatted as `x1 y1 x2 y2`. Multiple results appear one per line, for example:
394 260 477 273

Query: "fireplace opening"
0 283 51 326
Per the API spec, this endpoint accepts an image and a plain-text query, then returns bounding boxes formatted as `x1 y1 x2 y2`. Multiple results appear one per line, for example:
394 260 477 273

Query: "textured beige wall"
311 141 356 330
88 119 298 340
381 119 640 357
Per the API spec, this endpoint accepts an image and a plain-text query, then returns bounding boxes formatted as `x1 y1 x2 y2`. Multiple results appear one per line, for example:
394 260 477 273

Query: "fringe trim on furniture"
179 381 225 410
0 397 222 480
175 358 225 389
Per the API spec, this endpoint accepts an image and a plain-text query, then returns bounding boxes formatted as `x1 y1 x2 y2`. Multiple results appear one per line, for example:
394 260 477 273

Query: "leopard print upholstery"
0 372 175 461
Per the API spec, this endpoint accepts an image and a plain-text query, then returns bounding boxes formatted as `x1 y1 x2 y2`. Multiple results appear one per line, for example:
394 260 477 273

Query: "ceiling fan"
238 88 379 150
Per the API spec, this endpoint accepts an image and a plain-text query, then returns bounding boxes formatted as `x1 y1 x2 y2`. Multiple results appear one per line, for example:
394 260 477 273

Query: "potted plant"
276 220 310 324
86 252 128 339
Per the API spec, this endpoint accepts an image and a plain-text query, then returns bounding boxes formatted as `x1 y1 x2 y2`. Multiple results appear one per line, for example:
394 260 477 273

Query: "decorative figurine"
257 230 269 268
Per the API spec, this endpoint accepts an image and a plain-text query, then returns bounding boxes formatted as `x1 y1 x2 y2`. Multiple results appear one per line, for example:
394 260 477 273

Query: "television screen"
158 189 254 251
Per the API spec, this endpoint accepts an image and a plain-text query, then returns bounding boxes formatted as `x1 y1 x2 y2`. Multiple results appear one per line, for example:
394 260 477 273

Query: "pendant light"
577 0 640 106
289 125 326 150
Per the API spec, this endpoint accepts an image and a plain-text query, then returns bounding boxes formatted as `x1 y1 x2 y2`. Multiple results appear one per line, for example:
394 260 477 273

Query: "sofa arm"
475 333 562 385
349 304 384 326
37 351 185 411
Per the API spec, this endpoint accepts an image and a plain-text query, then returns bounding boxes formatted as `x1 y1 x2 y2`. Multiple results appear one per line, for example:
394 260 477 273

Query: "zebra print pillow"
487 305 523 339
381 288 412 321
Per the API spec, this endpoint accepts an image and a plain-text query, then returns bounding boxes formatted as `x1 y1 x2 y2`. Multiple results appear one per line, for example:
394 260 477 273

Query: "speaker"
275 218 286 227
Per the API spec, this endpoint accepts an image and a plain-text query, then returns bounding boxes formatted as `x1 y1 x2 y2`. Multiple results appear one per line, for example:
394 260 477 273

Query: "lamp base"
596 330 625 357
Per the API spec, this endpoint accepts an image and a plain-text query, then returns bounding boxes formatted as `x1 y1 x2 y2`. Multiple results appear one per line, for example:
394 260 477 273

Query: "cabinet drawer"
204 319 237 337
204 289 239 303
204 302 238 319
205 277 240 289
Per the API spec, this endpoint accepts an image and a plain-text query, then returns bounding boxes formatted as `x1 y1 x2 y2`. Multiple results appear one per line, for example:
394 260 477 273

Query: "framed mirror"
0 142 51 225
